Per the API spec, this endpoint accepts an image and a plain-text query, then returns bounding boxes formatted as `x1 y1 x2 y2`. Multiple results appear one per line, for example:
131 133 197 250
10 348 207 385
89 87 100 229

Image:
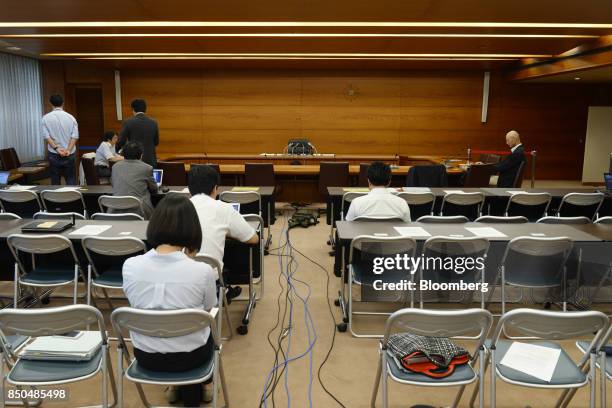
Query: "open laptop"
0 171 10 187
230 203 241 212
605 173 612 191
153 169 164 187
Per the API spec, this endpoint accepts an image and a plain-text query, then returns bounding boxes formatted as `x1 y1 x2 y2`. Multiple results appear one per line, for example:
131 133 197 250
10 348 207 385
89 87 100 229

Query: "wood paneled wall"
41 62 612 180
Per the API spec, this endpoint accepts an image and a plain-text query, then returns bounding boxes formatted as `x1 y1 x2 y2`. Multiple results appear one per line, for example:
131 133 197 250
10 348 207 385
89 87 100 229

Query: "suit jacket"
111 160 158 219
405 164 448 187
117 113 159 167
495 145 526 188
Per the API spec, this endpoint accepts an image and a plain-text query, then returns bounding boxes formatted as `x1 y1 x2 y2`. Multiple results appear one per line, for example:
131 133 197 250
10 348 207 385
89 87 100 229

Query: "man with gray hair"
495 130 526 188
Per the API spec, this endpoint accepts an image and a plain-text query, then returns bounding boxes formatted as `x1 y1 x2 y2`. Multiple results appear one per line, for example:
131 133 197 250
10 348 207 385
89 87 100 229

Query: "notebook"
19 331 102 361
21 220 74 233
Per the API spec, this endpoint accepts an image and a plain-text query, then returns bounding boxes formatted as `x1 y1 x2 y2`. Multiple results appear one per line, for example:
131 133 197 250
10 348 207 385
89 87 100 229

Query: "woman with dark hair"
122 194 217 406
94 130 123 177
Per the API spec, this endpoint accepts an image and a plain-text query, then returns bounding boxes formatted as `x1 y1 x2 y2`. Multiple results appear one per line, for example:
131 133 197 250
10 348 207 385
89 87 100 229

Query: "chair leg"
101 346 108 408
600 350 606 408
490 348 496 408
468 348 490 408
116 347 123 408
13 264 19 309
370 349 383 408
219 358 229 408
87 266 92 305
381 352 389 408
73 264 79 305
212 351 220 408
222 293 233 341
589 351 596 408
105 348 118 408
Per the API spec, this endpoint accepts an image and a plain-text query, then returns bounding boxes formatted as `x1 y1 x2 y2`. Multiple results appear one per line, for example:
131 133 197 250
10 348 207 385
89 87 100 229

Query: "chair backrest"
382 308 493 353
358 163 370 187
157 160 187 186
195 254 225 286
341 191 367 220
594 216 612 224
82 236 146 278
111 307 218 345
421 236 490 280
40 190 86 216
219 191 262 215
90 212 144 221
491 308 608 345
81 156 100 185
537 216 591 225
0 212 21 220
505 192 551 222
33 211 85 220
475 215 528 224
416 215 469 223
318 162 349 195
557 192 604 220
512 160 526 188
0 148 18 170
405 165 448 187
396 192 435 220
245 163 275 186
98 195 143 214
463 163 496 187
501 236 573 287
0 190 42 218
440 192 484 220
479 153 501 164
349 235 417 266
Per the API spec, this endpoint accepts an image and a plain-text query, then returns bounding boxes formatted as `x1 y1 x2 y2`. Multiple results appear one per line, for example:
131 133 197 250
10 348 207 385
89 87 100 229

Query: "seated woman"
122 194 217 406
94 130 123 177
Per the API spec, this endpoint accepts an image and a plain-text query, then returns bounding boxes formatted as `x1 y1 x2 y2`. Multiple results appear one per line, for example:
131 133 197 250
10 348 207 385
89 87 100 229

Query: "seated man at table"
94 130 123 177
345 161 411 222
189 164 259 299
111 141 157 219
494 130 526 188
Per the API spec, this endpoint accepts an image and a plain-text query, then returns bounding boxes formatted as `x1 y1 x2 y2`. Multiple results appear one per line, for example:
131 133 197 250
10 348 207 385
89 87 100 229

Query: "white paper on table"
530 232 546 237
6 185 36 191
69 225 112 236
54 187 81 192
465 227 507 238
507 190 528 195
393 227 431 237
402 187 431 193
443 190 464 194
499 342 561 382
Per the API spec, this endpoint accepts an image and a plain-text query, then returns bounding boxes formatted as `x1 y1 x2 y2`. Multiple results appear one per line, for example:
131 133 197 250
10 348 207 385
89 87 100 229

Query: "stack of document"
19 331 102 361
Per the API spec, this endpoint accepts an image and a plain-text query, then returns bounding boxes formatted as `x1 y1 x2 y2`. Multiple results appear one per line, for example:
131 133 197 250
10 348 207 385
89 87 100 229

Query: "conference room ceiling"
1 0 611 72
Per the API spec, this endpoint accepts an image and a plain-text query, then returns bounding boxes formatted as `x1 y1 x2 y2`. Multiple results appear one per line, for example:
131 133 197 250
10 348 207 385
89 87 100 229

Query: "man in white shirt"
94 130 123 177
345 161 411 222
42 94 79 185
189 164 259 299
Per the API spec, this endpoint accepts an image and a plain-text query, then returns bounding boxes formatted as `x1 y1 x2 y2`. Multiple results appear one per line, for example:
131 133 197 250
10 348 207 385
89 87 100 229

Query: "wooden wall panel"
43 62 612 180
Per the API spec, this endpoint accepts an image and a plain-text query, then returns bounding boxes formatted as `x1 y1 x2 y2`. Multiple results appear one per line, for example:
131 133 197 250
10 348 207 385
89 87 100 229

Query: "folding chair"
111 307 229 408
195 255 233 341
574 323 612 408
90 212 144 221
219 190 270 254
40 190 87 218
416 215 469 224
0 191 41 219
595 216 612 225
82 237 146 308
98 195 143 217
0 305 117 408
498 237 573 315
7 234 84 307
505 192 551 222
33 212 85 221
341 235 417 338
0 333 33 407
440 192 484 221
537 216 591 225
485 308 608 408
371 308 493 408
475 215 528 224
416 236 490 309
396 192 435 221
341 191 368 221
0 214 20 221
557 192 605 221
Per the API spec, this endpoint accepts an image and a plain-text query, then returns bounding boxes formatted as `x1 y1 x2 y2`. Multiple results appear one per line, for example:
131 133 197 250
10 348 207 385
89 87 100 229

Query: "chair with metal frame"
0 305 117 408
557 192 605 221
475 215 528 224
82 236 147 309
396 191 435 221
484 308 608 408
221 213 264 335
195 255 233 341
110 307 229 408
498 236 573 315
416 236 490 309
440 192 484 221
504 192 551 222
40 190 87 218
0 333 35 407
0 213 21 221
340 235 417 338
330 191 368 252
537 216 591 225
90 212 144 221
7 234 84 307
371 308 493 408
573 323 611 408
595 216 612 225
416 215 469 224
0 191 42 219
98 195 143 217
33 212 85 221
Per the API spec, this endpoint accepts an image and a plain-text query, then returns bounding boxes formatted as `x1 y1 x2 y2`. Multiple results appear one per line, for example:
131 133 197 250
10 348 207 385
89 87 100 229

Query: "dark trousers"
134 335 214 407
95 165 111 178
48 152 76 185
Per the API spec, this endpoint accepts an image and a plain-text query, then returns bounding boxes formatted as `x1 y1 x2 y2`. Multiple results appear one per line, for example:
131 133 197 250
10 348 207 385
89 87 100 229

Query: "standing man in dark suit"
117 99 159 168
495 130 526 188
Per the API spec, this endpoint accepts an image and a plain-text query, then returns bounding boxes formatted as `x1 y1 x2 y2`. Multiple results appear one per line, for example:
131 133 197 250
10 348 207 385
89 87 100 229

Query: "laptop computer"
153 169 164 187
605 173 612 191
230 203 241 212
0 171 10 187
